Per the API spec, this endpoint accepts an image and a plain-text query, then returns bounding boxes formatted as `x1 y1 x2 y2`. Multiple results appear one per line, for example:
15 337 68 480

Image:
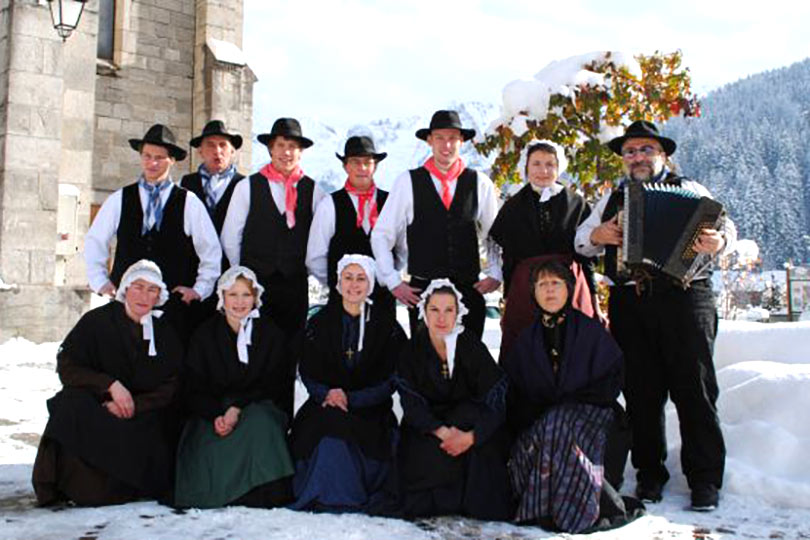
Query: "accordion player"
617 181 724 287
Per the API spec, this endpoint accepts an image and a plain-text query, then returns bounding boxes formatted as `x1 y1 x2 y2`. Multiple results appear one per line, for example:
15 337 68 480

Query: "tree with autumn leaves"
475 50 700 199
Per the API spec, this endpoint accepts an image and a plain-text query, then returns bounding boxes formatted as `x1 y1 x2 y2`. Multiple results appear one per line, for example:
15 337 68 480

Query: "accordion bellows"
620 182 724 287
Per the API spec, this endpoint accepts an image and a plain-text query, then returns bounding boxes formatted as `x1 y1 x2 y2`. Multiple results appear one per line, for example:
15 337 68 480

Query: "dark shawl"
40 301 182 496
502 308 623 435
291 300 406 460
182 314 288 421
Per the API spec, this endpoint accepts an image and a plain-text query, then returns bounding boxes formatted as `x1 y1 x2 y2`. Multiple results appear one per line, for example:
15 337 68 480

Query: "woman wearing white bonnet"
174 265 295 508
32 259 183 506
289 254 405 511
396 278 512 520
490 139 600 358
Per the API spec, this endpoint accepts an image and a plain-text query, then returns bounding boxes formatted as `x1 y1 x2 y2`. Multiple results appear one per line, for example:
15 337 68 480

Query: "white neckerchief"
530 181 564 203
443 327 462 377
236 309 261 364
139 310 163 357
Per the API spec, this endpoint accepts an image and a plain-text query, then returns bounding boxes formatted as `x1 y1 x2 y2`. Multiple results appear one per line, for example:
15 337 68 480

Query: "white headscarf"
336 254 376 352
519 139 569 202
216 266 264 364
115 259 168 357
417 279 469 377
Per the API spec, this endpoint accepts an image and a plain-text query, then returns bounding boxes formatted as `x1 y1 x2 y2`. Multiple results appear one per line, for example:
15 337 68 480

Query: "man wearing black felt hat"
306 134 396 315
371 110 502 338
84 123 222 342
221 117 326 419
575 120 737 512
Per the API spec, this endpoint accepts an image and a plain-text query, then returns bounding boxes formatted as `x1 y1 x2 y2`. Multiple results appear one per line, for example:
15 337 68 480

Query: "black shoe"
690 485 719 512
635 481 663 503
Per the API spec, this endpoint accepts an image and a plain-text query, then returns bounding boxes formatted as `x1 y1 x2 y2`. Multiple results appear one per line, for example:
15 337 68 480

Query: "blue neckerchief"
198 163 237 212
138 176 170 234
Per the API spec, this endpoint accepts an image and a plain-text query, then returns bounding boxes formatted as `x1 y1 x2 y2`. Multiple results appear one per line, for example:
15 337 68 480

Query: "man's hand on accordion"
693 228 725 255
590 215 623 247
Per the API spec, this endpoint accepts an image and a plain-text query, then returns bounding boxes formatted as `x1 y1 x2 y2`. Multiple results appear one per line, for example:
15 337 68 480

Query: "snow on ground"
2 318 810 539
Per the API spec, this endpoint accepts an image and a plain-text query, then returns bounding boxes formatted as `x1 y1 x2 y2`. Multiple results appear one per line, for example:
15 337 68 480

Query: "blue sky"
243 0 810 131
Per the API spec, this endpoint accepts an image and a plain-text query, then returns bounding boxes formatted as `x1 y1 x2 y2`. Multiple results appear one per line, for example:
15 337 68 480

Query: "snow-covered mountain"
251 101 500 192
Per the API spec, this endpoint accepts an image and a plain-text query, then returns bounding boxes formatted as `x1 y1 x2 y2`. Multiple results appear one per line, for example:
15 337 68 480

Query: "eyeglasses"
621 145 661 158
536 279 566 290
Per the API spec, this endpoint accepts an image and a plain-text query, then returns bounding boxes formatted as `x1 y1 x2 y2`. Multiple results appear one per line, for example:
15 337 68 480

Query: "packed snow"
1 317 810 539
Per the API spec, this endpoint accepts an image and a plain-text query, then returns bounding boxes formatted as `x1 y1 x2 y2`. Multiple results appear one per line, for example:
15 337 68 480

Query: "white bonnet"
416 278 469 327
519 139 569 181
115 259 169 307
216 265 265 311
336 254 376 298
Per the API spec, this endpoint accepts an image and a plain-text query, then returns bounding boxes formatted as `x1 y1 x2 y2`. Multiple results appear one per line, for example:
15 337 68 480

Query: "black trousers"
258 271 309 421
608 279 725 490
406 277 486 339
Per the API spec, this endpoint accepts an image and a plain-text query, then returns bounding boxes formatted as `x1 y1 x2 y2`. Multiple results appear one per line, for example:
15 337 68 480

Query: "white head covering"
417 279 469 377
519 139 569 201
216 265 264 365
336 254 376 352
115 259 168 357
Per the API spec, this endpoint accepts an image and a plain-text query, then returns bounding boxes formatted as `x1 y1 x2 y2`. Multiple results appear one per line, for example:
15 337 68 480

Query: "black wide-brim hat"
257 117 314 149
415 110 476 141
129 123 187 161
190 120 243 149
336 135 387 162
607 120 677 156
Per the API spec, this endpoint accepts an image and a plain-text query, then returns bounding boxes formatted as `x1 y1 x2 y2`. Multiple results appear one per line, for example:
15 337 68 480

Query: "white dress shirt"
306 192 407 287
220 172 327 266
84 181 222 299
370 167 503 291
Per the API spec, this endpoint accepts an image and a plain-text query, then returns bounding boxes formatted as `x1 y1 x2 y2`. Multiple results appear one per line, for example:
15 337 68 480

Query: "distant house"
0 0 255 342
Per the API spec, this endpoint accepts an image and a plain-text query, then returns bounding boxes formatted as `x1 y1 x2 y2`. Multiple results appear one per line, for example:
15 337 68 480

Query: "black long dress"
489 183 597 355
174 315 294 508
502 308 627 532
290 300 405 512
396 329 513 520
32 301 182 506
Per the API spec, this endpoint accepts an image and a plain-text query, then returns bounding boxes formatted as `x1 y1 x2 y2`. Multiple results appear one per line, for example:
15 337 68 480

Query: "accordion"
618 181 724 287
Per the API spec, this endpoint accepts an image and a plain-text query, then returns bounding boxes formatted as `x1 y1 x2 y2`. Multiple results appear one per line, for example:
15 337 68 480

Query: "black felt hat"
607 120 677 156
190 120 243 149
335 136 387 162
415 110 476 141
257 117 314 149
128 124 187 161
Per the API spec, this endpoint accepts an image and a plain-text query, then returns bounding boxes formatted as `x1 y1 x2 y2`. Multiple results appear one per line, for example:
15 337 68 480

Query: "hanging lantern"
46 0 88 41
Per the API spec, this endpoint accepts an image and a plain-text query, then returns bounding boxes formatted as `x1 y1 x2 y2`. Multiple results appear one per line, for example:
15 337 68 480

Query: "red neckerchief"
344 179 378 230
423 157 465 210
260 162 305 228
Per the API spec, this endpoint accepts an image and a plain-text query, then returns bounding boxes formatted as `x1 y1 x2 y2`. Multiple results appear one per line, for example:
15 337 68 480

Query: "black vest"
602 173 685 285
326 188 390 289
180 171 245 233
241 172 315 279
109 183 198 290
406 167 480 283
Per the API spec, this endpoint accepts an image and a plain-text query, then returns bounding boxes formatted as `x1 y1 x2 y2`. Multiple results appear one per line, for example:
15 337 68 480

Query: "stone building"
0 0 256 342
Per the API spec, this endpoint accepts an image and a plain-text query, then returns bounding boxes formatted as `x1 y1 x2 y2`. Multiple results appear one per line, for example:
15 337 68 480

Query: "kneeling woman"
503 260 635 533
174 266 294 508
32 260 183 506
396 280 512 520
290 254 405 512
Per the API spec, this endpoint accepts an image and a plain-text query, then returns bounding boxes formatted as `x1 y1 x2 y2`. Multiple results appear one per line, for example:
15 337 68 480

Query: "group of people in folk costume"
31 109 735 533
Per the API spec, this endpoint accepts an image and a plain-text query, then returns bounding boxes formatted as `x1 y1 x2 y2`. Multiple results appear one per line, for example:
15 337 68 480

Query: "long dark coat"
396 329 513 520
291 301 405 462
32 301 182 505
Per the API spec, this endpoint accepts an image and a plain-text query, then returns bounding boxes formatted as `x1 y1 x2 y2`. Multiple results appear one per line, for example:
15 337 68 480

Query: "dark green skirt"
175 400 294 508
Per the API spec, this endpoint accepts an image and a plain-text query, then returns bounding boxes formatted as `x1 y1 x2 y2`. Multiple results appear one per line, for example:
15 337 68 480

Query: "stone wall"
92 0 196 201
0 0 94 342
